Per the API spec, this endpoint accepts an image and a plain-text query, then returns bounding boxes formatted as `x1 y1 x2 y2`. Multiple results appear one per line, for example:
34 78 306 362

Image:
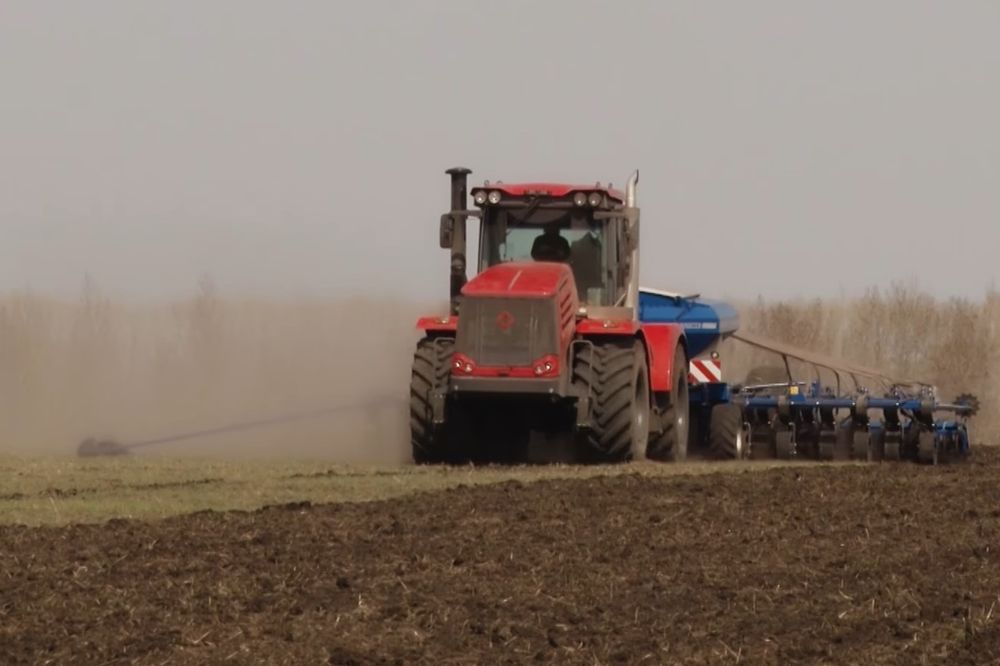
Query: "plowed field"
3 452 1000 664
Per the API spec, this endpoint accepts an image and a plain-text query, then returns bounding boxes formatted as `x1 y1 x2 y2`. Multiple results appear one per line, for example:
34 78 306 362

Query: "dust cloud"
4 279 995 459
0 280 444 460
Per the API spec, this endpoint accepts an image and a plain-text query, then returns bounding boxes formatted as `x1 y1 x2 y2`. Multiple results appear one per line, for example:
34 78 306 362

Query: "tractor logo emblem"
495 311 515 331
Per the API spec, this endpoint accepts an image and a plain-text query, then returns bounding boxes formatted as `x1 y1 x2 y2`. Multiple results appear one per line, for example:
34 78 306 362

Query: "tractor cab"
439 170 640 316
470 183 625 307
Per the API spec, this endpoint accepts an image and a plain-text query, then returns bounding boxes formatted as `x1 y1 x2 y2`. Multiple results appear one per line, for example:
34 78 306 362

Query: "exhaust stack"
624 170 640 312
446 167 471 313
625 169 638 208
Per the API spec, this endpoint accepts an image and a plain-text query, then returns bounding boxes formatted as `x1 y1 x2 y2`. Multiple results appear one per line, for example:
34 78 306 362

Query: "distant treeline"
1 281 995 454
727 283 998 442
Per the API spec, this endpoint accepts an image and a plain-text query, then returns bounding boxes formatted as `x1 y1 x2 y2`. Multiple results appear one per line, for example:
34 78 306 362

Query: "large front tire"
410 338 455 464
573 342 651 462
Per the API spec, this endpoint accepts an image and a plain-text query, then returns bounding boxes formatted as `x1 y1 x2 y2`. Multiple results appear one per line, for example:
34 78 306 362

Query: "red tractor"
410 167 699 464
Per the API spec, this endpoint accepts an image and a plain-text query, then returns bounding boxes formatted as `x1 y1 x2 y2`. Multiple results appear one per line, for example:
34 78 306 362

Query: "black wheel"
884 431 902 461
708 403 745 459
775 428 795 459
902 426 921 461
818 430 837 461
750 425 778 460
833 422 853 460
852 429 869 461
574 341 651 462
935 432 956 464
869 429 886 462
410 338 455 464
647 344 689 462
795 421 820 459
917 429 937 465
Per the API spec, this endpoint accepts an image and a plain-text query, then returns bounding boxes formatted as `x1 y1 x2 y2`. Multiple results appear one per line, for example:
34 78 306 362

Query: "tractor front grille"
456 297 556 367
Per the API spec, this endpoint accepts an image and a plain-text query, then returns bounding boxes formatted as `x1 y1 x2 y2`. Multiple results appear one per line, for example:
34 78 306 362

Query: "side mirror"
439 214 455 249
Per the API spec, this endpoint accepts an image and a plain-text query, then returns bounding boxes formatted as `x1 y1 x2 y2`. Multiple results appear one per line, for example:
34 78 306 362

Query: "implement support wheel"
869 429 886 462
818 430 837 461
833 422 853 461
852 429 870 461
708 403 746 459
750 425 777 460
884 431 903 461
916 429 938 465
775 428 795 459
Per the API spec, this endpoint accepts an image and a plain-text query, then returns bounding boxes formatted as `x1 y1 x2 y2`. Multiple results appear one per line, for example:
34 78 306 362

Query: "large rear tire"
410 338 455 464
574 342 651 462
708 403 745 459
647 344 690 462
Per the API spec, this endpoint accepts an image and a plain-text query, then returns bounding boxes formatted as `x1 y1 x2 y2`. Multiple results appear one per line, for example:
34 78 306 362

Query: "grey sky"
2 1 998 303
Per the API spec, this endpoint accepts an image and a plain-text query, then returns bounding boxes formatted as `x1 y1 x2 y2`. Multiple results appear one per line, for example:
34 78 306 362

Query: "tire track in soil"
2 450 1000 664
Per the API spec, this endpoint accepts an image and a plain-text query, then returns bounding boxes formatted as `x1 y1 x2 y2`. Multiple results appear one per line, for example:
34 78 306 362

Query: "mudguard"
640 323 687 393
416 315 457 333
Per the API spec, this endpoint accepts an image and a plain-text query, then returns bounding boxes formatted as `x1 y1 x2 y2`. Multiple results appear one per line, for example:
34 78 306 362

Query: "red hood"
461 262 574 298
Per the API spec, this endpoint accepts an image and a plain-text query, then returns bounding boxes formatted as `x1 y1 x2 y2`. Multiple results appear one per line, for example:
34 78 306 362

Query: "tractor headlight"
587 192 603 207
573 192 588 206
473 191 487 205
487 190 502 204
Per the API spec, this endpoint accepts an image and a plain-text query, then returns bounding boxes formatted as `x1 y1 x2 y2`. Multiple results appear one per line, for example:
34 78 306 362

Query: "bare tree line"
1 281 995 455
727 283 998 441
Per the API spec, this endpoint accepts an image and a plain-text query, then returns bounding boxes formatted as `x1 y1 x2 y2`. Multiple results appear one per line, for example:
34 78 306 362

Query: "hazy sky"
2 1 998 303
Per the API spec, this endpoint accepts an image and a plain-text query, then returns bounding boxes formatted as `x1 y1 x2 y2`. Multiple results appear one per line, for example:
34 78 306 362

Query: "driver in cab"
530 222 570 262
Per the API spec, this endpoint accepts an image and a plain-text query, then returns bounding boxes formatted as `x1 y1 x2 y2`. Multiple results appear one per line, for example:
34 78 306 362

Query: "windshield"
479 208 612 305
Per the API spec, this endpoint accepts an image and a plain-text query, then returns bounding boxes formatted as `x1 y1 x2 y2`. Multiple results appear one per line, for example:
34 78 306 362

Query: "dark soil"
3 452 1000 665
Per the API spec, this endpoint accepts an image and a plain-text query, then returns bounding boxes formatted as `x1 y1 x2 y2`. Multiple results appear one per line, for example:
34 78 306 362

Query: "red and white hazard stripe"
689 358 722 384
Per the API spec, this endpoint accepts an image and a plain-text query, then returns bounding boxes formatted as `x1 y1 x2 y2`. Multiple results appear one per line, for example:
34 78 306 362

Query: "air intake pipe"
446 167 471 313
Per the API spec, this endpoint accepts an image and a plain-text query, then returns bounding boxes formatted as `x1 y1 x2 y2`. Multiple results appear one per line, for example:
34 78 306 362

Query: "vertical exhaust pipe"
625 169 638 208
624 170 640 313
446 167 471 313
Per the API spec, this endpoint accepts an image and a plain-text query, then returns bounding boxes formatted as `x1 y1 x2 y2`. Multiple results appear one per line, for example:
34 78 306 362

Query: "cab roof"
471 182 624 202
